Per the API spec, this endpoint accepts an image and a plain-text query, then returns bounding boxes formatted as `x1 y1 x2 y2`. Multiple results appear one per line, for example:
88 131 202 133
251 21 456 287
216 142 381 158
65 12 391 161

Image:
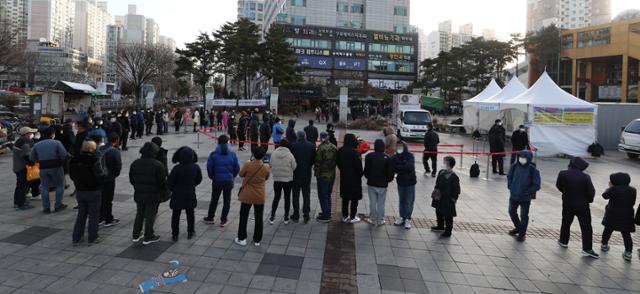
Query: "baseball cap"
19 127 38 135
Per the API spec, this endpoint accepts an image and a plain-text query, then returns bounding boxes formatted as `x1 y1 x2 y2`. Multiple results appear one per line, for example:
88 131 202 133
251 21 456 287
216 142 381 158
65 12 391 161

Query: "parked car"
619 119 640 159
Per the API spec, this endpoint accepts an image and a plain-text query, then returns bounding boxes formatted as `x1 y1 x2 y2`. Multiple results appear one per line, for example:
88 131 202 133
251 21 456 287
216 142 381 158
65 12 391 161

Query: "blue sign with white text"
297 56 333 69
334 58 366 70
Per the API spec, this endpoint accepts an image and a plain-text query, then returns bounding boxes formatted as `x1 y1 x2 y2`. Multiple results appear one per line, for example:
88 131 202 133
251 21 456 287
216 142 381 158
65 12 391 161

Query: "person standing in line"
314 132 337 223
117 111 130 151
489 119 506 175
285 119 297 142
510 125 529 164
507 150 541 242
71 121 90 157
130 110 138 140
30 127 68 213
423 123 439 177
392 141 417 229
337 134 363 223
269 140 296 225
69 141 107 246
216 110 223 131
431 156 460 237
12 127 38 210
326 123 337 147
169 146 202 241
222 109 229 131
192 108 200 132
204 135 240 227
200 108 207 131
600 173 636 261
162 110 169 134
237 112 248 151
304 120 319 144
151 137 169 175
145 109 154 135
129 142 166 245
556 156 599 258
155 110 164 135
272 117 285 147
98 133 122 227
174 109 183 133
382 127 398 156
208 110 215 129
228 113 238 145
260 115 272 152
136 110 145 138
290 131 316 224
249 113 260 156
235 147 270 247
364 139 395 226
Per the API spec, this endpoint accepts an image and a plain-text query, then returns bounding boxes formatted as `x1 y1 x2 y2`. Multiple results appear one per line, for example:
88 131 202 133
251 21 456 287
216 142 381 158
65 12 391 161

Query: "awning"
421 96 445 111
54 81 97 94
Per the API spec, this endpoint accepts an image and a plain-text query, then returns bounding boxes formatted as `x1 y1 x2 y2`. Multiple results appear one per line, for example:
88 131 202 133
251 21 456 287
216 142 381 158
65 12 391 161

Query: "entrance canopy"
462 80 501 132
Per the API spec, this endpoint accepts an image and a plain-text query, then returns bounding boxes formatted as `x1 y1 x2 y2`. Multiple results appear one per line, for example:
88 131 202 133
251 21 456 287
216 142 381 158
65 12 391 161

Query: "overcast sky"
106 0 639 48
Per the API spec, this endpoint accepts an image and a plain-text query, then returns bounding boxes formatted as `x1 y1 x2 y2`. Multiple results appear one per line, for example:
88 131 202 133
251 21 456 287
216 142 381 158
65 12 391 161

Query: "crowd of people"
8 108 640 261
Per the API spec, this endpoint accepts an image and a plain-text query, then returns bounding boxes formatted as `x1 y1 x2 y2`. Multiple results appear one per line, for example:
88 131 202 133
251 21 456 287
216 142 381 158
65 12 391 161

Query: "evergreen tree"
259 24 302 88
174 32 220 110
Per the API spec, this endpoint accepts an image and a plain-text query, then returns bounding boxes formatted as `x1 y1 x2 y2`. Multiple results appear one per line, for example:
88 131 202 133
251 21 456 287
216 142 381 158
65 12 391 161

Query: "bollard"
483 153 491 181
197 132 200 149
459 145 464 169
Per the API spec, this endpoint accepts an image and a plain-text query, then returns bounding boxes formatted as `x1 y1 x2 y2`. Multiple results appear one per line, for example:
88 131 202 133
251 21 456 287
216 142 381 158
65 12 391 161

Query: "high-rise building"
526 0 612 32
482 29 496 41
262 0 410 35
145 18 159 46
73 0 111 62
105 24 123 83
123 5 146 44
0 0 30 43
28 0 76 48
237 0 265 26
159 35 176 51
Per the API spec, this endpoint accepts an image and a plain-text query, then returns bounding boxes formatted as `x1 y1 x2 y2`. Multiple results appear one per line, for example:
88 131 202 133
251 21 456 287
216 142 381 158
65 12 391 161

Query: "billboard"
297 56 333 69
335 58 366 71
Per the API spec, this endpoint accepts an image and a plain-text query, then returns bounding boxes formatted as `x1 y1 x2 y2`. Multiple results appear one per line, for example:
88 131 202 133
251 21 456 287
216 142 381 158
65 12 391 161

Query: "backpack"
587 143 604 157
470 163 480 178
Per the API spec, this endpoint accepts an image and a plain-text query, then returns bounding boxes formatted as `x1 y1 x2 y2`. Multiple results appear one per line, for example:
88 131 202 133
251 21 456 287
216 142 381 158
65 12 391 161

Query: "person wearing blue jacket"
272 118 285 146
507 150 541 242
392 141 417 230
136 110 145 138
204 135 240 227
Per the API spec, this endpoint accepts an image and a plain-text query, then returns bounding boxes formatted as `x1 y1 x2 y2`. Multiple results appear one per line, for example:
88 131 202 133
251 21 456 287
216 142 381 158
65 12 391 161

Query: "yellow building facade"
560 19 640 102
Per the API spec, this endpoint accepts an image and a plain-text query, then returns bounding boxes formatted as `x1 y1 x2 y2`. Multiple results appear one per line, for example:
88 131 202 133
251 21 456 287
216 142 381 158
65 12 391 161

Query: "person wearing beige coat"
268 142 297 225
235 147 271 247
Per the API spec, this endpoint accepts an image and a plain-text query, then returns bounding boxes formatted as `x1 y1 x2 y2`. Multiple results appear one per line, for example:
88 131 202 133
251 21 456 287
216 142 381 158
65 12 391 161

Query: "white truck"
392 94 433 140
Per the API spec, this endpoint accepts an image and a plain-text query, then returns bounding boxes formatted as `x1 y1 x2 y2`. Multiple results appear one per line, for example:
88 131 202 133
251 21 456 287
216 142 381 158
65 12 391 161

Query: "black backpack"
587 143 604 157
470 163 480 178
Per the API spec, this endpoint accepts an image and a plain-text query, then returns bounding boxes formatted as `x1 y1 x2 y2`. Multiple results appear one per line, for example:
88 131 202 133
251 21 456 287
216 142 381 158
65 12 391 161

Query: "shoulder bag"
238 163 264 197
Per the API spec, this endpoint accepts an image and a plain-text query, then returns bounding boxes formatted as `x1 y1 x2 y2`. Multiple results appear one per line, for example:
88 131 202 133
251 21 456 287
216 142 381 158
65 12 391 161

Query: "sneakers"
601 244 610 252
350 216 361 224
393 218 405 226
404 220 412 230
254 242 261 247
508 229 519 236
132 236 143 242
234 238 247 246
342 217 350 223
431 226 445 232
103 219 120 228
582 250 600 259
203 217 215 224
220 221 227 228
16 203 34 211
424 171 430 176
284 218 290 225
557 240 568 248
142 235 161 245
269 216 275 225
431 173 437 178
316 216 330 223
623 251 633 261
54 204 67 212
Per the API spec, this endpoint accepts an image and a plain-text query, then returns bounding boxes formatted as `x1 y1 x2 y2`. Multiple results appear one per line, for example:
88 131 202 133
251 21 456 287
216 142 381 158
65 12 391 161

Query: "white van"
619 119 640 159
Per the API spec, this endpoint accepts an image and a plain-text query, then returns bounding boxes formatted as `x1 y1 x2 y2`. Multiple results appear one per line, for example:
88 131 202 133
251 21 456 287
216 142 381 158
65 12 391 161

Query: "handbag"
238 163 264 197
431 188 441 201
26 163 40 182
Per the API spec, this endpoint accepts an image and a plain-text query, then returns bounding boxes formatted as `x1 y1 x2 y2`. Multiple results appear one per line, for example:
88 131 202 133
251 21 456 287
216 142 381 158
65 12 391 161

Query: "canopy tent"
477 77 527 132
462 80 501 132
500 72 598 157
421 96 445 111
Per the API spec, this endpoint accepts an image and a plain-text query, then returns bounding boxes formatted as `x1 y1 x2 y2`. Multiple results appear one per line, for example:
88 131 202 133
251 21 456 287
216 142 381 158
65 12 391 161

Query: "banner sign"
211 99 266 107
478 103 500 112
334 58 366 71
533 107 594 125
563 107 595 125
533 107 563 124
297 56 333 69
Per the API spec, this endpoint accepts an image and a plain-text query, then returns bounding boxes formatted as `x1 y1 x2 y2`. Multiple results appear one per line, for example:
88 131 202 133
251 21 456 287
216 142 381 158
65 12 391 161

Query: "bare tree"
0 21 26 77
23 52 40 89
154 45 177 103
115 43 158 107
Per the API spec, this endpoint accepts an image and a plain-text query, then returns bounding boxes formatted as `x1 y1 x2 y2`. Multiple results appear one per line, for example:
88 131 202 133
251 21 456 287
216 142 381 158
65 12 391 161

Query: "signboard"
335 58 366 71
297 56 333 69
294 48 331 56
211 99 267 107
388 53 413 61
533 107 563 124
563 108 595 125
533 107 594 125
368 79 411 91
372 32 415 43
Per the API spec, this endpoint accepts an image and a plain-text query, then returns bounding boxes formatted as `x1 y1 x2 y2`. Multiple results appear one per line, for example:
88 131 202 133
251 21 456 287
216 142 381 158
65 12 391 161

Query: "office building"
526 0 611 32
0 0 30 43
28 0 75 48
73 0 111 61
237 0 265 26
159 35 176 50
145 18 159 46
482 29 496 41
24 39 89 88
105 24 123 83
122 5 146 44
425 21 486 59
262 0 410 35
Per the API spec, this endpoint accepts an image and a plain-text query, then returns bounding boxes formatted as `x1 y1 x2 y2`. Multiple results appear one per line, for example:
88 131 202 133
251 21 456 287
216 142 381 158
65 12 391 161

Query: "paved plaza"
0 118 639 294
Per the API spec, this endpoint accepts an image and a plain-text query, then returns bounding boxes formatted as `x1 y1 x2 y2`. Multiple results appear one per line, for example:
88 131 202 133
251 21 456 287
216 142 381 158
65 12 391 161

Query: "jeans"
397 185 415 220
171 208 195 236
72 190 101 243
208 182 234 222
423 153 437 174
40 167 65 210
342 199 358 219
14 170 29 207
559 205 593 251
238 203 263 243
317 178 334 219
133 202 158 240
292 182 311 220
492 155 505 174
163 122 168 134
271 181 292 220
100 181 115 223
368 186 388 224
602 226 633 252
508 199 531 237
436 210 454 233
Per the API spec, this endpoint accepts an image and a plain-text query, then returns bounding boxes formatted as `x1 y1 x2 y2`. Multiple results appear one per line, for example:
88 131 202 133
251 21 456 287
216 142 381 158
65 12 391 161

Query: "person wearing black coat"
556 157 598 258
71 121 90 157
174 110 183 133
169 146 202 241
130 111 138 139
290 131 316 223
285 119 297 142
155 111 164 135
69 141 107 245
327 123 337 147
364 139 395 226
423 124 439 177
249 114 260 156
129 142 167 245
117 111 130 151
600 173 636 260
431 156 460 237
259 115 271 152
107 116 122 138
151 137 169 175
228 114 237 146
489 119 506 175
304 120 319 144
337 134 363 223
510 125 529 164
237 113 249 151
98 133 122 227
145 109 154 135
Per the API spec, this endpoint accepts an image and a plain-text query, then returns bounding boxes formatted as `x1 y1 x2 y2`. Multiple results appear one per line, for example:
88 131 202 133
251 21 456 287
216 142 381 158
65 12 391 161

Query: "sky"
106 0 640 48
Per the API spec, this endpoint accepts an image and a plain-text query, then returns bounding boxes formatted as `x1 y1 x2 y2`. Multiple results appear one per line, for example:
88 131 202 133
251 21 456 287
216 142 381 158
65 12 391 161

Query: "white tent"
500 72 598 157
477 77 527 132
462 80 501 133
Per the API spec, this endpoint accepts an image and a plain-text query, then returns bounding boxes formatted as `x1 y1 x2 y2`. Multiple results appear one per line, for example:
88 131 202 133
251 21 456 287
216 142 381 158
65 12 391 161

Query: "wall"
595 103 640 149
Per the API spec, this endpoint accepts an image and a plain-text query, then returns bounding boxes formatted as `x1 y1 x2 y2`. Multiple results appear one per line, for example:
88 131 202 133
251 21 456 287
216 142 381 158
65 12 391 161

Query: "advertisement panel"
211 99 267 107
533 107 563 124
563 107 594 125
297 56 333 69
334 58 366 71
533 107 595 125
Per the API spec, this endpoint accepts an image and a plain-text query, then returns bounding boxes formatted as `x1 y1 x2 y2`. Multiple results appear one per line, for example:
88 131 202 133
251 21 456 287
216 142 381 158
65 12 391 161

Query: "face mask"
26 133 34 140
97 121 103 126
34 134 41 140
133 112 137 115
519 128 525 132
110 118 116 123
497 122 503 126
518 157 527 165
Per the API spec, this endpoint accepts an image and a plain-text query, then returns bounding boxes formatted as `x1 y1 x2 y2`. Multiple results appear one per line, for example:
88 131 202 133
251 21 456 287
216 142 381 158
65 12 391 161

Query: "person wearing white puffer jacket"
268 139 297 225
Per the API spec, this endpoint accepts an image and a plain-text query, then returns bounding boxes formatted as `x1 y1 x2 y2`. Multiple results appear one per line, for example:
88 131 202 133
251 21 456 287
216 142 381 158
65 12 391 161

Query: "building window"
336 41 365 51
369 43 414 54
257 3 263 11
351 21 362 29
394 25 407 34
291 15 306 26
351 4 364 14
368 60 415 73
561 34 573 49
290 0 306 7
287 38 331 49
337 20 349 28
337 2 349 13
577 28 611 48
394 6 408 16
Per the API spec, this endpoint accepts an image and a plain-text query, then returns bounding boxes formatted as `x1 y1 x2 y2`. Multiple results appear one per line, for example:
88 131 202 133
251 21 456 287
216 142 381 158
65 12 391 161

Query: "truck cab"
393 94 432 140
